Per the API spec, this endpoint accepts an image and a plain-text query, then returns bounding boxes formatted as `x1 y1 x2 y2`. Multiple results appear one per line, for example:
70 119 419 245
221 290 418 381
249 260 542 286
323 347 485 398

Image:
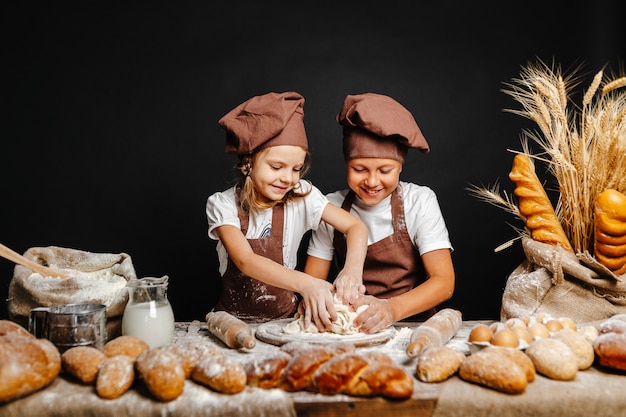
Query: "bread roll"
102 335 149 359
459 347 528 394
594 189 626 275
96 355 135 399
593 314 626 371
552 329 595 370
416 346 465 383
205 311 256 349
525 337 578 380
0 319 34 338
0 331 62 403
161 337 223 378
135 347 185 401
191 354 247 394
509 153 573 252
61 346 107 384
406 308 462 357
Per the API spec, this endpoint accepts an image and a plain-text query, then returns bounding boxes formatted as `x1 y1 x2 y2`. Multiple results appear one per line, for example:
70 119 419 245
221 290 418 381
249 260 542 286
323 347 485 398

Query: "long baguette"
406 308 462 358
205 311 256 349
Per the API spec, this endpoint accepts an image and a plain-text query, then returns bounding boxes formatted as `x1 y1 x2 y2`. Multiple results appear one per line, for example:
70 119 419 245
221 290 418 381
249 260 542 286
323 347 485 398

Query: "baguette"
459 347 528 394
406 308 462 358
594 189 626 275
205 311 256 349
509 154 573 252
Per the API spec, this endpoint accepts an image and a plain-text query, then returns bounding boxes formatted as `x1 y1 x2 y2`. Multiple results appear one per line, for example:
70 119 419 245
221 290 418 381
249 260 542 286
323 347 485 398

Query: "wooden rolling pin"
205 311 256 349
406 308 462 358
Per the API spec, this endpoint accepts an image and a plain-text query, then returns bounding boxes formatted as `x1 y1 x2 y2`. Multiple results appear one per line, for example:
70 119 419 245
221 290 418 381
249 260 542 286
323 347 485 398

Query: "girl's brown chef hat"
219 91 308 155
337 93 429 162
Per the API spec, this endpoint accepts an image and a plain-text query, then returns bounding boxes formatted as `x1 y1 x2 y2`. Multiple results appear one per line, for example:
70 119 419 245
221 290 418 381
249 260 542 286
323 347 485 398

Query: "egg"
468 324 493 343
511 325 533 344
505 318 526 329
559 317 577 331
545 319 564 333
528 322 550 339
491 327 519 348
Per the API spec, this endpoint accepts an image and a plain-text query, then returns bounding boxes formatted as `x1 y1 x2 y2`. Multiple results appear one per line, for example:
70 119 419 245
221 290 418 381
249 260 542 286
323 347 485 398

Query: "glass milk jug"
121 276 175 348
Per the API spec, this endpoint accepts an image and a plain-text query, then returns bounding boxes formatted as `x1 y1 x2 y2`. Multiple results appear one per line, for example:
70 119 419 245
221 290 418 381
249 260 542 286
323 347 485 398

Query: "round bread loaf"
61 346 107 384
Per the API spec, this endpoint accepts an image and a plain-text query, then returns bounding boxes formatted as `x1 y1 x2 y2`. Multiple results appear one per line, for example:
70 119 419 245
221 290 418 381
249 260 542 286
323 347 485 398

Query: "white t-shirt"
206 180 329 275
307 181 452 261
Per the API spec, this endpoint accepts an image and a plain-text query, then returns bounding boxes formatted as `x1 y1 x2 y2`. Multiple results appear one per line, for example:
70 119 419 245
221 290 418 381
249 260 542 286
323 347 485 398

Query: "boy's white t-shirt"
206 180 328 275
307 181 452 261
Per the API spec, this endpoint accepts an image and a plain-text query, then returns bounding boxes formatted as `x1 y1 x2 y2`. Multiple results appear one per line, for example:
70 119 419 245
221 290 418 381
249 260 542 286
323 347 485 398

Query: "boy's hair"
234 150 312 213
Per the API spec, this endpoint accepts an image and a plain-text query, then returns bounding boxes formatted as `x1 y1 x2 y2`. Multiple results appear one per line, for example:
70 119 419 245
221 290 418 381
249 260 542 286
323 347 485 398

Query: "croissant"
594 189 626 275
509 154 573 252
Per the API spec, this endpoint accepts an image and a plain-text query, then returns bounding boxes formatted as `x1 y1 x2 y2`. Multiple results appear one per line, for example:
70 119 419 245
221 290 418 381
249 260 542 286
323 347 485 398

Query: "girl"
305 93 455 334
206 92 368 331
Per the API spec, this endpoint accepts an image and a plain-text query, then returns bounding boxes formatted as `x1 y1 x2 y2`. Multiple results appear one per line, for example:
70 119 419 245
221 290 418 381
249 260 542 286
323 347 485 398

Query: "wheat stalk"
473 60 626 254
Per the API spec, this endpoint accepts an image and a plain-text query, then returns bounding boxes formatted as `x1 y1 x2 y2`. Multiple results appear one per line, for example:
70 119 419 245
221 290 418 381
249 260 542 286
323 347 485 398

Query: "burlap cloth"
7 246 136 339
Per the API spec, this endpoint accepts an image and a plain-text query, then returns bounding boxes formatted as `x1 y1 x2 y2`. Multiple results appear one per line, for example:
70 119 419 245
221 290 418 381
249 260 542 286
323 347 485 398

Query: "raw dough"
283 295 368 335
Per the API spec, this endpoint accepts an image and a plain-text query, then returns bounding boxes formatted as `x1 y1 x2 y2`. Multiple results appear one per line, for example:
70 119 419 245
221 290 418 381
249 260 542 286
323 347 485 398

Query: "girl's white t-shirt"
307 181 452 261
207 180 328 275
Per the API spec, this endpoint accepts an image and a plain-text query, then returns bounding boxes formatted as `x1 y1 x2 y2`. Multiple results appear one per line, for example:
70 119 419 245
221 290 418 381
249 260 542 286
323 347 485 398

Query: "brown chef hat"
337 93 429 162
219 91 308 155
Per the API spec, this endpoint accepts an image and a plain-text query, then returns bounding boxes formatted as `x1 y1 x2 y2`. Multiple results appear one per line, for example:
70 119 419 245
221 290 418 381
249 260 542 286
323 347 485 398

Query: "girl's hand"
299 278 337 332
334 268 365 305
352 295 393 334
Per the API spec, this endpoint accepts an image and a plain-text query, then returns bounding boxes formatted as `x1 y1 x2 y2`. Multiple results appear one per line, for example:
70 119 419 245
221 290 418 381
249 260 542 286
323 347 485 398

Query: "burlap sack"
7 246 136 339
501 237 626 325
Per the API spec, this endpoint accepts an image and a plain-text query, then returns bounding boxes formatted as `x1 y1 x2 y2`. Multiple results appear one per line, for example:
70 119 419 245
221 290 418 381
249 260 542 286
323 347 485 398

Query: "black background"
1 2 623 322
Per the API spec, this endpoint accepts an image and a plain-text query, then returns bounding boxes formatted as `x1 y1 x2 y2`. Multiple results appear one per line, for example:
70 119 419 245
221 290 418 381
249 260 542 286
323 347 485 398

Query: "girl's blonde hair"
234 149 312 213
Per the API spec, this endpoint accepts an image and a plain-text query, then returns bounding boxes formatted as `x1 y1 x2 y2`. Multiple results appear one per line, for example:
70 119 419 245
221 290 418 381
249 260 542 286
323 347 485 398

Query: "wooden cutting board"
254 318 397 347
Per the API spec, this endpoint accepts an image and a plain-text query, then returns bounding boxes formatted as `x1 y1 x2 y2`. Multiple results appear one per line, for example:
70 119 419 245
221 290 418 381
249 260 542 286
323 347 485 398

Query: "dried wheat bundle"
470 60 626 254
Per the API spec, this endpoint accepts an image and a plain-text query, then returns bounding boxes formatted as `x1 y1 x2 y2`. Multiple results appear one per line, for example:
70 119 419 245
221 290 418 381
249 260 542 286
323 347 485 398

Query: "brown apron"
215 202 297 322
333 188 435 321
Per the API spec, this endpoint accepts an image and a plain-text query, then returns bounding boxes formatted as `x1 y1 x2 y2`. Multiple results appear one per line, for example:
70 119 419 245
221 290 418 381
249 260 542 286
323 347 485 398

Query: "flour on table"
283 295 368 335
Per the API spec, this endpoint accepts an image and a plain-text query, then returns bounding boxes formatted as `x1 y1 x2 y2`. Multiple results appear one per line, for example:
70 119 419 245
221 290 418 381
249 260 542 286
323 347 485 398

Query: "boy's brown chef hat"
219 91 308 155
337 93 429 162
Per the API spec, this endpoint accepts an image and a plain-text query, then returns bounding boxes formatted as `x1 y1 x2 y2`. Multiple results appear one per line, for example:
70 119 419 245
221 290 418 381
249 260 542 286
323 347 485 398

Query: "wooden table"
2 320 626 417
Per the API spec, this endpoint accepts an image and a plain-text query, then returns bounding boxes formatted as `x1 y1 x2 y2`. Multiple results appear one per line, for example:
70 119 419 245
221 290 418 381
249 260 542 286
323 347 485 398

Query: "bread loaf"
279 345 336 392
459 347 528 394
161 337 223 378
102 335 149 359
96 355 135 399
593 314 626 371
0 323 62 403
191 354 247 394
416 346 465 383
343 362 414 399
509 154 573 252
525 337 578 380
310 353 370 395
406 308 462 357
61 346 107 384
594 189 626 275
552 328 595 370
205 311 256 349
244 351 292 388
135 347 186 401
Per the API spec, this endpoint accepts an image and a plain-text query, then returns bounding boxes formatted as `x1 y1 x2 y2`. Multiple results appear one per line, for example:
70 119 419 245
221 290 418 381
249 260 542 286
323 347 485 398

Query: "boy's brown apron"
334 188 435 321
215 203 297 322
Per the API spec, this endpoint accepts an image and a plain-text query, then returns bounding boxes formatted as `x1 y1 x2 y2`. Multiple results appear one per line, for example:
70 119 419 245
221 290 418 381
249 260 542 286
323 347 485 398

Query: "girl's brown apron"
215 202 297 322
334 188 435 321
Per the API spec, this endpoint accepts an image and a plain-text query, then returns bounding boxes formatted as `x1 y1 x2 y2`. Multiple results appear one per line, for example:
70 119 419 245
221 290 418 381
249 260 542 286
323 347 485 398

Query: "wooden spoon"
0 242 69 278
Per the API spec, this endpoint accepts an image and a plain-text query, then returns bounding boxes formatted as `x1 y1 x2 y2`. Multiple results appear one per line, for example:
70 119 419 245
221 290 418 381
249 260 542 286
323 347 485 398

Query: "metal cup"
29 303 107 352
